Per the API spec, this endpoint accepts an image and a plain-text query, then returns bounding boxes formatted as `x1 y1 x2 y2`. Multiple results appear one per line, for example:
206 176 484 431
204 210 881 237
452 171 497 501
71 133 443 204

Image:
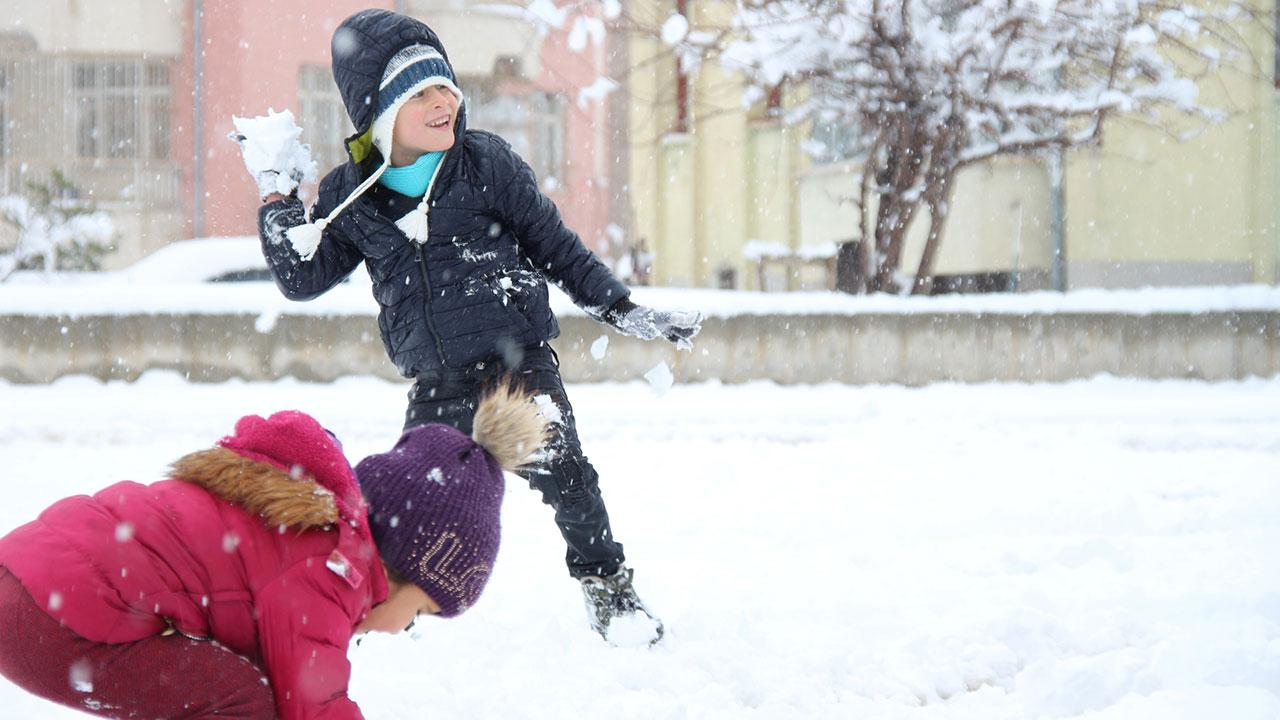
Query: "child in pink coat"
0 384 545 719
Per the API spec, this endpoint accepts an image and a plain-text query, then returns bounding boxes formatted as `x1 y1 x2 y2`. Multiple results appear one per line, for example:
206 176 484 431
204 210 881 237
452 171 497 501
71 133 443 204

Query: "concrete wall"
2 311 1274 385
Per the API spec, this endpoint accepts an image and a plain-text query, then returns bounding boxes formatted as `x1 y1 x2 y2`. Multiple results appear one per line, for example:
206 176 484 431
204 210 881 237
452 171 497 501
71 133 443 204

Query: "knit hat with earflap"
218 410 365 523
354 383 548 617
286 30 464 259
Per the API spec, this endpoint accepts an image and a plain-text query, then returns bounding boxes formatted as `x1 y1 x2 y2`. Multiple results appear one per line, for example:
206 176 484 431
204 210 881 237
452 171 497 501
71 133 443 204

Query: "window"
528 91 566 183
74 59 170 160
805 77 864 164
297 64 352 172
465 81 567 186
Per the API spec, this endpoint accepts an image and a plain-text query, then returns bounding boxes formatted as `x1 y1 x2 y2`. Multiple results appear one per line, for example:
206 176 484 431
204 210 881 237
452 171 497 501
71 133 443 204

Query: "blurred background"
0 0 1274 295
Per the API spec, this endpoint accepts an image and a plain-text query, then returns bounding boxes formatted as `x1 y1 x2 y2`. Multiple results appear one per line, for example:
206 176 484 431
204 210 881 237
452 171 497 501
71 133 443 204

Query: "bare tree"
534 0 1264 294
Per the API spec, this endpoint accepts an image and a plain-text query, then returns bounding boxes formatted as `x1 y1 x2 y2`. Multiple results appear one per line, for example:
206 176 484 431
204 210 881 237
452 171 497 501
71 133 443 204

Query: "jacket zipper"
413 152 450 368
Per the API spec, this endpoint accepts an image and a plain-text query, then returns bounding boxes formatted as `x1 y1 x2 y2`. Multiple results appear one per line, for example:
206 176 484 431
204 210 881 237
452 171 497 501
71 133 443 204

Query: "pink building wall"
173 0 389 239
171 1 613 254
531 23 613 254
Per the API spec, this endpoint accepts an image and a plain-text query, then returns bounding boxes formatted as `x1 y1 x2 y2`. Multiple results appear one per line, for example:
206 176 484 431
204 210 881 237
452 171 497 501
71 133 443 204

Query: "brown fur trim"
472 380 550 473
169 447 338 529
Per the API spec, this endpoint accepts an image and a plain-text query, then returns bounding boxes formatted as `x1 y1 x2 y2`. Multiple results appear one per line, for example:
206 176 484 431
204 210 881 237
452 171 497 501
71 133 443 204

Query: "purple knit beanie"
355 423 505 618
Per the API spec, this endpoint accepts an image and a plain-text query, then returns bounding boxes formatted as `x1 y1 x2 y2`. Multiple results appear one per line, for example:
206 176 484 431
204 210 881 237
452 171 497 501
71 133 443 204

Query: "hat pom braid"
472 381 550 472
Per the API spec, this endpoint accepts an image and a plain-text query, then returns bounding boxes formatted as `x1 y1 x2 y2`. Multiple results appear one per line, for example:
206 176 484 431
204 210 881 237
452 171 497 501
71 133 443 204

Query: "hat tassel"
286 219 327 261
396 199 431 244
285 159 390 261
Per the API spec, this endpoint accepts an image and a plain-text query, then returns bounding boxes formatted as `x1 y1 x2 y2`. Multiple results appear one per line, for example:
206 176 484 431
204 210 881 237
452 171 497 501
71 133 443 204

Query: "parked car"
121 236 275 284
7 236 368 285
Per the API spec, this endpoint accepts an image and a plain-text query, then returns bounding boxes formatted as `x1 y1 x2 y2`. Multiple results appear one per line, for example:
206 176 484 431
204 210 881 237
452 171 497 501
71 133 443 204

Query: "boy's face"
390 85 460 166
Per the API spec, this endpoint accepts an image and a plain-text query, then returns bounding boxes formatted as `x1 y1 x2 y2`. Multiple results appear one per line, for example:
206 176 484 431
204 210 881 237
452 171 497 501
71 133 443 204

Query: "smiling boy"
247 9 701 645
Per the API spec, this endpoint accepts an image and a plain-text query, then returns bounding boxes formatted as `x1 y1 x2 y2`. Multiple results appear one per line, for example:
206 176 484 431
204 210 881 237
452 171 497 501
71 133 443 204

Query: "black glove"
604 297 704 350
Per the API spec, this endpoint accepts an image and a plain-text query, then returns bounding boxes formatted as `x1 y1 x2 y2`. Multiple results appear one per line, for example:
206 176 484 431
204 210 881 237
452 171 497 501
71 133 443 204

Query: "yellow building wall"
625 0 1276 290
3 0 183 55
1062 29 1277 287
746 124 797 248
627 0 760 289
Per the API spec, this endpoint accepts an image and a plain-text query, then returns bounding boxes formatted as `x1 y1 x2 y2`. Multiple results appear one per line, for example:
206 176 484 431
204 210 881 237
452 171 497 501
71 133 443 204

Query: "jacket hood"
331 9 467 166
170 447 342 529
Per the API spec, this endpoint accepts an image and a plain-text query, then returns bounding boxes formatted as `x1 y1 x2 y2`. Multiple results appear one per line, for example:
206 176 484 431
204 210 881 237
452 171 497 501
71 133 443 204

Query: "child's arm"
489 137 703 347
255 560 367 720
488 137 629 313
256 167 365 302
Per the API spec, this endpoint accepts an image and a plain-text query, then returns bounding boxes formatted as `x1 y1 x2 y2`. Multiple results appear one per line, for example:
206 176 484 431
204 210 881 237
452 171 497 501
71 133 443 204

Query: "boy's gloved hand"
228 108 318 201
604 297 704 350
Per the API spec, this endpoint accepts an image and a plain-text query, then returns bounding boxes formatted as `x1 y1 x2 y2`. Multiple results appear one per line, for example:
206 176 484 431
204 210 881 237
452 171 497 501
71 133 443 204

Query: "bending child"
0 384 546 719
242 8 700 644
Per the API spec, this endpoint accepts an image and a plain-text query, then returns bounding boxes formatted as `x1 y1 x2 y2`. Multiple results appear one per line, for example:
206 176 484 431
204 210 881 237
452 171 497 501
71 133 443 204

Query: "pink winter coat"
0 415 389 720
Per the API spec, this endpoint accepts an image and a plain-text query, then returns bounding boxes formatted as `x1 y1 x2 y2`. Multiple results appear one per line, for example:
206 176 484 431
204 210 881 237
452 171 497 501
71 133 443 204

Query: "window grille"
73 59 170 161
297 64 352 173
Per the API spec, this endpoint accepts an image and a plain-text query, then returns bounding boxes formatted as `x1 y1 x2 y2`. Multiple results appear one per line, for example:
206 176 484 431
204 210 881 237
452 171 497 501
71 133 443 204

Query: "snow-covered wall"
2 305 1275 385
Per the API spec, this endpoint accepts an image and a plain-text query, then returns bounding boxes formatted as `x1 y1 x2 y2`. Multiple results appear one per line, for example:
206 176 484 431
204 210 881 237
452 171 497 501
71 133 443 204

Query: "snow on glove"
606 298 704 350
228 108 318 200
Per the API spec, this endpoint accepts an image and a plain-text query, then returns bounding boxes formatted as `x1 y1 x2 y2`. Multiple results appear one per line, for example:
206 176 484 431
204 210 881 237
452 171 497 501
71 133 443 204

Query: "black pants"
405 344 625 579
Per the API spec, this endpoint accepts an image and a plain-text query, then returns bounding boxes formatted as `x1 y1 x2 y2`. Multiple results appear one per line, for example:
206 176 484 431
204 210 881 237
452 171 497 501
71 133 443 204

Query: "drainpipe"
192 0 205 239
1048 146 1066 292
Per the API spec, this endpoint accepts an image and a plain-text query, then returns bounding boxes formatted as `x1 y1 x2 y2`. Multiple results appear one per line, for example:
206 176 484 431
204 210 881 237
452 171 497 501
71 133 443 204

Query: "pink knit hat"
218 410 364 522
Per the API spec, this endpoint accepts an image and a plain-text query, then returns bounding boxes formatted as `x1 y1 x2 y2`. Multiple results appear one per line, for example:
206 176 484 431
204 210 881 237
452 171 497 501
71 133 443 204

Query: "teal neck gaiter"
379 151 444 197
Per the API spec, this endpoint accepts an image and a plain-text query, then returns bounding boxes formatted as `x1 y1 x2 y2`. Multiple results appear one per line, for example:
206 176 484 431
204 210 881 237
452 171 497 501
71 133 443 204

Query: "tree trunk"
911 174 957 295
867 122 928 294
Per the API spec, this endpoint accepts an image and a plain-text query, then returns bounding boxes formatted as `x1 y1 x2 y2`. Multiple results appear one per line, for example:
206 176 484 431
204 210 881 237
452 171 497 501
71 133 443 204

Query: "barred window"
465 81 567 188
297 64 352 173
74 59 170 160
807 79 862 165
528 91 566 185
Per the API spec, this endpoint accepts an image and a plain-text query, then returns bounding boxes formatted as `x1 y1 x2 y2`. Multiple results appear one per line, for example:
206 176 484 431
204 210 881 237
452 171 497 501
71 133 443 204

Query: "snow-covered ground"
0 374 1277 719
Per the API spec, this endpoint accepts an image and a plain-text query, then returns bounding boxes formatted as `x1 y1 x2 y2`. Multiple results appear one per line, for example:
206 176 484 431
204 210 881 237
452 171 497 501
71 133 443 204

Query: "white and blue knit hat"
370 45 463 158
287 44 464 258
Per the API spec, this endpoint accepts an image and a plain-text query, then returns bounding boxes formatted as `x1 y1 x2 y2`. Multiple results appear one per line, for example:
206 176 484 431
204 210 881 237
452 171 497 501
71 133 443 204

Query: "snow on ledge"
1 281 1279 318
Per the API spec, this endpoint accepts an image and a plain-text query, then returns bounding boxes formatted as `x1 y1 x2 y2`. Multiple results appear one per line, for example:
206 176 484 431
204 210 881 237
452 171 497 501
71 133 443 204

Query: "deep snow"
0 374 1276 719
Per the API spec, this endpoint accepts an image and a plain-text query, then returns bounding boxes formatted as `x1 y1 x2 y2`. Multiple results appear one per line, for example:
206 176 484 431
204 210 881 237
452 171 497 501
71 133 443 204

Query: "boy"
242 8 700 645
0 384 548 719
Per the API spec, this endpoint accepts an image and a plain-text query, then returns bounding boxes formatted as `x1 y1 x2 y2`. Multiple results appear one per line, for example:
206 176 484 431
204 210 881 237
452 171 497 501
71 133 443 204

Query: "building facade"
0 0 616 269
623 0 1278 291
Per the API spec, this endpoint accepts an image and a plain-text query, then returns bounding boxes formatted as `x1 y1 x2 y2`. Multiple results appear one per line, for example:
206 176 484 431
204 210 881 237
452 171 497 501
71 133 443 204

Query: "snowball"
661 13 690 46
69 659 94 693
230 108 318 186
427 467 445 486
644 362 674 396
590 335 609 360
533 394 564 425
605 611 663 648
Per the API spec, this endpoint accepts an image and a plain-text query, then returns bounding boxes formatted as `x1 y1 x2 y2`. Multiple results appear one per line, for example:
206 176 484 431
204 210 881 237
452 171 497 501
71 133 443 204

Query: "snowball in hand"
230 108 318 197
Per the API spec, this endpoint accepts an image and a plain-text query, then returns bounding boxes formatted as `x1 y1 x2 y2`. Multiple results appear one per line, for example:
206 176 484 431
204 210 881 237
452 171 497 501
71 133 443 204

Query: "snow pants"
0 567 276 719
405 343 626 579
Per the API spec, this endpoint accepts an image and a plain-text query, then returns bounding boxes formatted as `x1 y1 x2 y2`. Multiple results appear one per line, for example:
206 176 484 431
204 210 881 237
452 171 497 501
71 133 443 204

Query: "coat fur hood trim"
170 447 339 530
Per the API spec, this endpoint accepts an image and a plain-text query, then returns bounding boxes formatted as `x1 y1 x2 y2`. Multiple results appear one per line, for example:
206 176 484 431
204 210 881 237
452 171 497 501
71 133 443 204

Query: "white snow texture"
230 108 318 198
0 375 1276 719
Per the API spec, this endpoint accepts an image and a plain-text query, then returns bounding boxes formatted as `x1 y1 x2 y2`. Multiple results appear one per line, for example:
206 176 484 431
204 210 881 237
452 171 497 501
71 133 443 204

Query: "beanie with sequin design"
355 384 548 617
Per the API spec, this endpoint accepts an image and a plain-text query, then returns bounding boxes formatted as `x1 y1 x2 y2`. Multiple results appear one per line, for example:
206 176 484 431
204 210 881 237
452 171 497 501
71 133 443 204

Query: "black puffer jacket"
257 9 628 377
